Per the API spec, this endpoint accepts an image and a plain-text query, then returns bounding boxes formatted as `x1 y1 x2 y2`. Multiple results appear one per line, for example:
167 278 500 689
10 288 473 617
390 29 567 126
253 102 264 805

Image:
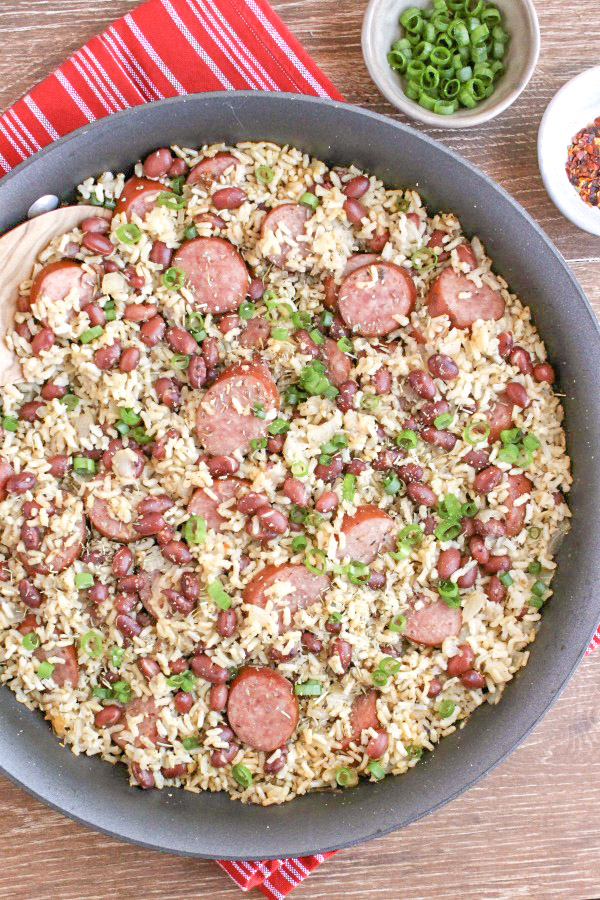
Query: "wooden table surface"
1 0 599 897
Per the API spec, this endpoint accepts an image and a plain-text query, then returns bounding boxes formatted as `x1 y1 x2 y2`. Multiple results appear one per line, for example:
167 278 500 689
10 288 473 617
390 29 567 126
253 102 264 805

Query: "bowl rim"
0 91 598 861
361 0 541 129
537 65 600 237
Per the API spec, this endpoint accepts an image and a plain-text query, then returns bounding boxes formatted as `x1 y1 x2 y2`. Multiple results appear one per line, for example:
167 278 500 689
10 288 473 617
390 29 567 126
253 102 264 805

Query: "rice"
0 141 571 805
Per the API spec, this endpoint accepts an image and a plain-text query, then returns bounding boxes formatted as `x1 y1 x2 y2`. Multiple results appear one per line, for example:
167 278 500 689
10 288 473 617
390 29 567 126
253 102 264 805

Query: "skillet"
0 91 598 861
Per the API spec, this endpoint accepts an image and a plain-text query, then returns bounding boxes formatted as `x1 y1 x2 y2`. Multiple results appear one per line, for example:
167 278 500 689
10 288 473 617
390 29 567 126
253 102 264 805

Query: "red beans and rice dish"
0 142 571 802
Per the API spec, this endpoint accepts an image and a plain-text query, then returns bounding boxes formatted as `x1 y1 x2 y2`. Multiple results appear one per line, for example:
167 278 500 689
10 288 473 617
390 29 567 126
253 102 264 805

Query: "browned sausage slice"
186 151 240 185
338 262 416 337
403 594 462 647
188 477 249 531
504 474 533 537
227 667 299 751
238 316 270 349
338 505 396 564
196 362 280 456
243 563 329 622
116 176 172 221
342 690 379 747
261 203 312 268
20 503 86 575
172 237 248 314
113 697 159 749
29 261 97 313
343 252 380 278
427 267 505 329
35 644 79 687
88 497 138 543
322 337 352 387
486 395 513 443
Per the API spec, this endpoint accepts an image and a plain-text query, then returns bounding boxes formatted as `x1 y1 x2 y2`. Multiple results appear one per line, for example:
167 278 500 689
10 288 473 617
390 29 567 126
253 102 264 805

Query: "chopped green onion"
498 444 519 465
81 630 103 658
110 647 124 668
184 224 198 240
156 192 185 210
183 515 206 546
382 471 403 495
305 548 327 576
389 614 407 633
268 417 290 435
532 580 547 598
522 433 540 451
115 223 141 244
72 456 96 475
434 519 462 541
389 541 412 562
438 578 461 608
527 561 542 575
499 572 513 587
232 764 253 789
113 680 132 703
398 524 424 545
337 337 353 353
371 669 389 687
411 247 437 272
299 192 319 210
463 421 490 444
119 407 141 427
250 437 267 451
289 506 308 524
342 473 356 502
22 632 40 650
406 744 423 760
115 418 130 434
527 525 542 540
437 493 462 520
37 661 55 680
367 760 386 780
162 267 185 289
529 596 543 609
328 611 342 624
291 461 308 477
380 656 401 676
396 429 419 449
93 686 113 700
335 766 358 787
461 500 478 517
182 736 199 751
207 579 233 609
170 175 185 194
307 511 323 529
79 325 104 344
501 427 522 445
347 561 370 585
361 393 379 411
61 393 79 411
74 572 94 590
291 534 308 553
238 300 255 320
433 412 454 430
294 680 322 696
2 415 19 431
256 165 275 184
272 327 289 341
129 426 153 445
437 699 455 718
170 353 190 370
252 403 266 419
291 310 312 329
309 328 326 346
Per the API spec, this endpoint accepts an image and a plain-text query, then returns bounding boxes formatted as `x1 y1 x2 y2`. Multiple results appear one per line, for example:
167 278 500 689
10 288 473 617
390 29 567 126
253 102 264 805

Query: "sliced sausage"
338 262 416 337
403 594 463 647
113 697 159 749
243 563 329 625
29 261 96 314
19 502 85 575
88 496 138 543
342 690 379 747
195 362 279 455
504 474 533 537
427 268 505 329
322 337 352 387
187 477 249 531
239 316 270 349
342 252 380 278
115 176 172 221
338 505 396 564
186 151 240 185
172 237 248 315
227 667 299 752
261 203 312 268
34 644 79 687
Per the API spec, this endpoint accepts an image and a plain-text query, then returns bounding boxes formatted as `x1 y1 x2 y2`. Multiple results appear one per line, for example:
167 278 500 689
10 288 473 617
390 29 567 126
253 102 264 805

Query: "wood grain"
0 0 599 897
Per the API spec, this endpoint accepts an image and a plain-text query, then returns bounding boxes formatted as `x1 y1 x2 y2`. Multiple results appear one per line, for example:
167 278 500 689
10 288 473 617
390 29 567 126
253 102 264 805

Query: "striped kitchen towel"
0 0 341 893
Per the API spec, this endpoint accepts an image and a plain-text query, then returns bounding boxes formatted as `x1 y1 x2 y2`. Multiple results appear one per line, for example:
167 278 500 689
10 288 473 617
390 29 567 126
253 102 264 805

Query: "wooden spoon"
0 205 112 387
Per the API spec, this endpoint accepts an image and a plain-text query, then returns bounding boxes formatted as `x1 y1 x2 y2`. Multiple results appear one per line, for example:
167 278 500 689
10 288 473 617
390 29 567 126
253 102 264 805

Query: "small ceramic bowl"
362 0 540 128
538 66 600 237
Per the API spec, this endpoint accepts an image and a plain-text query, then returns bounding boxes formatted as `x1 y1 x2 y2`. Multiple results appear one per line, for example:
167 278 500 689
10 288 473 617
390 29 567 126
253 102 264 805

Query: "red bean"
219 314 241 335
447 644 475 677
41 381 66 401
301 632 323 653
367 570 387 590
168 157 188 177
257 505 288 534
48 454 69 477
31 327 55 356
344 175 370 199
422 515 436 536
457 560 478 589
421 427 457 451
171 690 192 715
283 477 309 507
337 379 359 412
212 187 247 209
20 523 40 550
315 454 344 482
94 705 123 728
498 331 513 359
119 347 141 373
134 512 167 536
483 554 510 574
368 227 390 252
89 582 108 605
103 259 119 273
114 593 136 614
18 578 42 608
505 381 530 409
264 746 289 774
111 547 133 577
325 619 341 635
211 743 239 768
428 353 459 381
464 449 489 471
166 326 198 355
124 303 158 322
407 482 437 507
533 363 554 384
248 278 265 300
373 367 392 394
329 315 349 341
185 354 206 389
82 233 113 256
154 376 181 410
373 448 403 471
428 677 442 698
366 730 389 759
267 434 285 454
437 548 461 579
486 575 506 603
202 337 219 368
209 683 229 712
19 401 44 422
122 265 146 290
131 763 155 790
161 541 192 565
160 762 187 780
344 198 367 224
180 572 200 602
116 614 142 637
474 465 503 494
346 458 367 476
191 653 229 683
94 341 122 370
397 464 423 483
473 517 506 538
315 491 339 514
469 536 489 565
295 329 321 358
331 638 352 671
140 316 165 347
509 346 533 375
81 216 110 234
461 669 486 689
216 608 237 638
138 657 161 679
237 492 269 515
7 472 36 494
143 147 173 178
461 517 475 539
207 455 240 477
15 321 32 342
118 574 146 593
408 369 436 400
418 400 449 426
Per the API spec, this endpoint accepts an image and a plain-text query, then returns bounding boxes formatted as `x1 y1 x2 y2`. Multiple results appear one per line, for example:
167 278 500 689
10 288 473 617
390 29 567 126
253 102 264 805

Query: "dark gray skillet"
0 92 598 861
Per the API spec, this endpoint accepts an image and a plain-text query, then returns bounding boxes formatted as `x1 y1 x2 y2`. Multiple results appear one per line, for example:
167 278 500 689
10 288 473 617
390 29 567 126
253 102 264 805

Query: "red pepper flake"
566 116 600 208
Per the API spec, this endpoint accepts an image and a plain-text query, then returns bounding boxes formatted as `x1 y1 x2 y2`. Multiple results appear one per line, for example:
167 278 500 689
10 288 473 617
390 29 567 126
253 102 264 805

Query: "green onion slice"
1 415 19 431
290 461 308 477
396 429 419 449
342 473 356 502
335 766 358 788
184 224 198 240
239 300 255 320
299 192 319 210
437 493 462 520
115 223 141 244
406 744 423 760
22 632 40 650
371 669 389 688
294 680 322 696
527 525 542 540
156 192 185 210
347 561 370 585
433 519 462 541
183 515 206 546
268 417 290 435
119 407 141 426
437 699 455 718
291 534 308 553
72 456 96 475
389 614 407 633
379 656 401 676
527 560 542 575
81 630 103 658
170 353 190 370
499 572 513 587
79 325 104 344
182 736 199 751
109 647 124 668
207 579 233 609
398 524 423 546
61 393 79 411
434 412 454 430
367 760 386 780
74 572 94 590
256 165 275 184
163 267 185 289
232 764 253 789
438 578 461 608
37 661 55 680
250 437 267 451
305 548 327 576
